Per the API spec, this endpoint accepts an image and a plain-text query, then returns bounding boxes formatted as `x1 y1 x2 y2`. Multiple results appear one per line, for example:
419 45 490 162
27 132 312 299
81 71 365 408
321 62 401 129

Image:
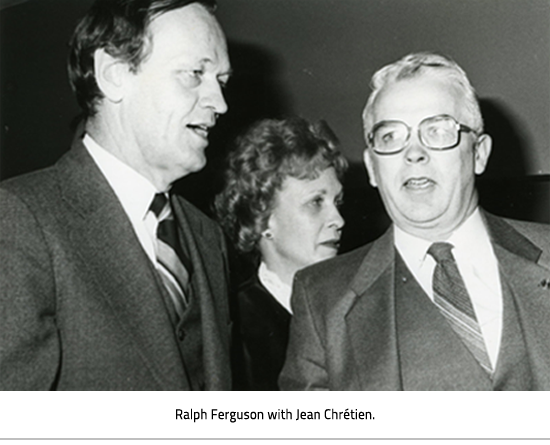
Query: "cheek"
278 213 302 240
375 160 399 189
449 152 475 186
274 211 314 247
144 80 195 120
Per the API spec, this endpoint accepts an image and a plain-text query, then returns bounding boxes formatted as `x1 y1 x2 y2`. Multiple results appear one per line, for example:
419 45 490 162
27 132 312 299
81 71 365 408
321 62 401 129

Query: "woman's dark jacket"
231 273 291 390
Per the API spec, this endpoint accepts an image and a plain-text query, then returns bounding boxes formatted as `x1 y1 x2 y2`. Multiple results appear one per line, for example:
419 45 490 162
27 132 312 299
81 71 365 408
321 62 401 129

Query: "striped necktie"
428 242 493 375
149 193 190 320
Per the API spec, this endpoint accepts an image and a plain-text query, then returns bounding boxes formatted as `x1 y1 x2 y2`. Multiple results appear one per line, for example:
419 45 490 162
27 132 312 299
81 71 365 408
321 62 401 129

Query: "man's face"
118 4 231 189
363 75 492 241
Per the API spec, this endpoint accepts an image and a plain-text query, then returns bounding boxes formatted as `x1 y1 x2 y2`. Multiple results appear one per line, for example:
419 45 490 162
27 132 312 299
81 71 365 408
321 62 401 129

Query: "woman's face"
263 167 345 281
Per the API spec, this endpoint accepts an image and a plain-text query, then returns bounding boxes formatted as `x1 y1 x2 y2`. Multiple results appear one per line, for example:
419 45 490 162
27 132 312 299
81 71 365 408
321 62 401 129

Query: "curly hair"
67 0 216 119
214 117 348 256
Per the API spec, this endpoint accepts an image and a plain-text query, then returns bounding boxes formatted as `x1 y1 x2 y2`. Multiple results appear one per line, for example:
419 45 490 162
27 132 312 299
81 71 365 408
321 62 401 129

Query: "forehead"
146 4 230 71
279 167 342 198
373 75 465 124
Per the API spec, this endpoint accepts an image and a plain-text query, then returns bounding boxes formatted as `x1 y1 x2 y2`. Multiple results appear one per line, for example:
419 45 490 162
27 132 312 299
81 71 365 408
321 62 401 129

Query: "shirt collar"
447 208 492 264
394 224 432 268
258 262 293 314
83 133 160 221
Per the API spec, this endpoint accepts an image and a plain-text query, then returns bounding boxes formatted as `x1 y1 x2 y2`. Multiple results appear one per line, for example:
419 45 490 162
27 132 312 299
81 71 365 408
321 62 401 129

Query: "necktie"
149 193 190 320
428 242 493 374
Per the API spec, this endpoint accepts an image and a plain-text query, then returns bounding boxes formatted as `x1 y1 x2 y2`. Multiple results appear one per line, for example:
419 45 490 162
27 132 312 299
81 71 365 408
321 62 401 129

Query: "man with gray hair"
280 52 550 390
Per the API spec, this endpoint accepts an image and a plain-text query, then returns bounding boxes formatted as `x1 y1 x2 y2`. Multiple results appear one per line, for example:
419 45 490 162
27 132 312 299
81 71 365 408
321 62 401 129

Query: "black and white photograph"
1 0 549 441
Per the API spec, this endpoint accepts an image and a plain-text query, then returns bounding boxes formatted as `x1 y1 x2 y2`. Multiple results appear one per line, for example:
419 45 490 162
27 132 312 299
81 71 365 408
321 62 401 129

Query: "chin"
398 203 440 222
181 156 207 176
318 252 338 263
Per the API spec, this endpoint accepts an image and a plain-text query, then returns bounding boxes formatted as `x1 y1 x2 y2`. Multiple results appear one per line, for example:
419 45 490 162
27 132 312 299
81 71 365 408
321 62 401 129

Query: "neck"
85 116 172 192
401 202 479 243
260 256 296 287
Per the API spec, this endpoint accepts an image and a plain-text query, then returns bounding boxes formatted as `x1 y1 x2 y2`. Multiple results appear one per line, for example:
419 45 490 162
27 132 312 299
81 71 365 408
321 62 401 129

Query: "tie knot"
427 242 455 264
149 193 169 218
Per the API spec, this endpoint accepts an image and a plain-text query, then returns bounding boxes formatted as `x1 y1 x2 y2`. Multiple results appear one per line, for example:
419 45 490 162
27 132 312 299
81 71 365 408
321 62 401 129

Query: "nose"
404 134 429 164
328 204 345 231
202 80 228 115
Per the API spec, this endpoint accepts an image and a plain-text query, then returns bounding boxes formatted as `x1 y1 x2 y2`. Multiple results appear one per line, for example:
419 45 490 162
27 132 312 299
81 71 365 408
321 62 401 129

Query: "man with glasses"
280 52 550 390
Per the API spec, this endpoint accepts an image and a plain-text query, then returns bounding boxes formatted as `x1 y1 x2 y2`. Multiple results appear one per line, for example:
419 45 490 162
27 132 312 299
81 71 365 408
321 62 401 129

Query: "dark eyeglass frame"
367 114 480 155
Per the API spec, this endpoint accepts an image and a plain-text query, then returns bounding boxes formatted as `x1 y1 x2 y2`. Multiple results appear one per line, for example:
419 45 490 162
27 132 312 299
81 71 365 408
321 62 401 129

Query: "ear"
262 212 276 240
473 134 492 175
363 148 378 188
257 216 275 259
94 48 128 103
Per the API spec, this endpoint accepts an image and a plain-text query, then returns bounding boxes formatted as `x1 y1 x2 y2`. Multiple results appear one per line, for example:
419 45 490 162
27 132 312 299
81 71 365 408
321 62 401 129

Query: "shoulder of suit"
295 242 375 288
289 243 377 319
494 214 550 247
0 165 59 210
502 216 550 234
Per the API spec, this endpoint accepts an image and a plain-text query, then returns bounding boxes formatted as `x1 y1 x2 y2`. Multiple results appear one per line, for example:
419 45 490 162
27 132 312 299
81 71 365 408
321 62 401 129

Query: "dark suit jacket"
279 212 550 390
0 139 231 390
232 273 291 390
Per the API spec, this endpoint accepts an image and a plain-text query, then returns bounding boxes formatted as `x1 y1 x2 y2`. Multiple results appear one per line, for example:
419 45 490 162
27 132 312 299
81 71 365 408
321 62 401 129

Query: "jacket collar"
347 211 544 300
170 195 231 390
483 211 542 262
483 212 550 390
54 139 189 389
343 212 550 390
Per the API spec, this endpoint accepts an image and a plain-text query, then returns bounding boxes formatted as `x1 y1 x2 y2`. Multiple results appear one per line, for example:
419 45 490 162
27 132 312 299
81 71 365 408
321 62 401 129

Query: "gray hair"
361 52 484 142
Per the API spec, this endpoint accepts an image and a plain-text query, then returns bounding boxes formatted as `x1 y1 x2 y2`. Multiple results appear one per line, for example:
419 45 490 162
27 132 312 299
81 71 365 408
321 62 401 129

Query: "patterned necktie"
428 242 493 375
149 193 190 320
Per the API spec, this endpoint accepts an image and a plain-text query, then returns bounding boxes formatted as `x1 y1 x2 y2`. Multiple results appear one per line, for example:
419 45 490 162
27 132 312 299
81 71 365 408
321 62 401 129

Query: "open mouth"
403 177 434 189
187 124 211 139
320 239 341 250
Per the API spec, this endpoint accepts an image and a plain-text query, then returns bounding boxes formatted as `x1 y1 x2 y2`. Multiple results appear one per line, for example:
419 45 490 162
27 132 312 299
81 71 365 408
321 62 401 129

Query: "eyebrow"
304 187 340 198
200 57 233 77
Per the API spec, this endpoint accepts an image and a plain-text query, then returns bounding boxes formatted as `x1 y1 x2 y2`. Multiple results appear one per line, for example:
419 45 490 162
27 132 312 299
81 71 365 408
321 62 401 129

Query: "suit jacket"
279 212 550 390
0 139 231 390
232 273 291 390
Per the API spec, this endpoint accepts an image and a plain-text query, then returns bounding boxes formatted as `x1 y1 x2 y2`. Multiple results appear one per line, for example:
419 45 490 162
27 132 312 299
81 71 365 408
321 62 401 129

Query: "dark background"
1 0 549 253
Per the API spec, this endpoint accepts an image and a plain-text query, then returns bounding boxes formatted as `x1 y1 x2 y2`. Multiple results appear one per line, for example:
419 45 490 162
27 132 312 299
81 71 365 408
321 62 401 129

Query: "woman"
215 117 348 390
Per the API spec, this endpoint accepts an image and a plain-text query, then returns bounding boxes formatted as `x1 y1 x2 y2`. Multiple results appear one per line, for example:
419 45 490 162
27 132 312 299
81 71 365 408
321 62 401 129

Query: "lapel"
484 212 550 390
343 211 550 390
55 140 187 390
344 225 492 390
343 228 403 390
394 254 492 390
171 196 231 390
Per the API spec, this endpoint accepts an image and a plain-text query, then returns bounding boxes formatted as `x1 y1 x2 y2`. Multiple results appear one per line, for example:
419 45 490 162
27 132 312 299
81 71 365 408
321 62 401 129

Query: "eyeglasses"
367 114 479 155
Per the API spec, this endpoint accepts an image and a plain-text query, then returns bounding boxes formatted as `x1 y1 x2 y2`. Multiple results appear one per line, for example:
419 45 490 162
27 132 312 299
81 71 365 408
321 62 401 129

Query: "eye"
381 130 396 143
218 75 230 89
190 69 205 83
178 69 204 88
309 196 324 209
425 123 453 142
426 125 444 136
335 196 344 209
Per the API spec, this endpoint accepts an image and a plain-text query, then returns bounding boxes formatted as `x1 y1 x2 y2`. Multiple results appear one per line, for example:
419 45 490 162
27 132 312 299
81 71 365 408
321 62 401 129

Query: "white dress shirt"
83 134 161 265
258 262 293 314
394 208 503 368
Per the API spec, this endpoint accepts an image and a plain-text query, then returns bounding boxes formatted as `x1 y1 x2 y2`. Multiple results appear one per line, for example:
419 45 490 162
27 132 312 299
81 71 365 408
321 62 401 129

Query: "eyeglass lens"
372 115 460 153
